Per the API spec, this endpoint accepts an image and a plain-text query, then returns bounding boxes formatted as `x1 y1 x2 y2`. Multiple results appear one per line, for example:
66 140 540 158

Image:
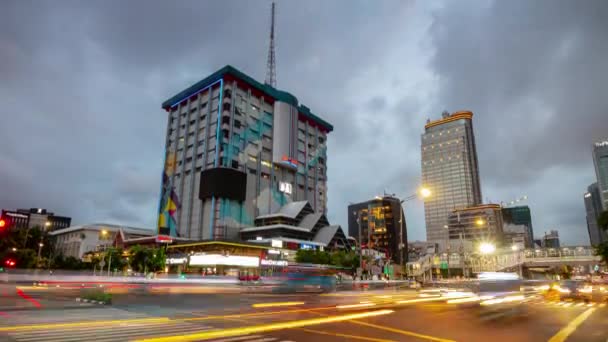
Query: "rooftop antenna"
265 2 277 88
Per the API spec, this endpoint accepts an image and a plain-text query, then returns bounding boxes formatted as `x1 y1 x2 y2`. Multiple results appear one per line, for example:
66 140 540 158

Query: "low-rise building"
240 201 352 251
447 204 504 252
542 230 560 248
1 208 71 231
49 223 154 259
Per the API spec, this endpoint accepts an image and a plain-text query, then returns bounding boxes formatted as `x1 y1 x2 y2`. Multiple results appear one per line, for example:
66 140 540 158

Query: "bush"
82 290 112 304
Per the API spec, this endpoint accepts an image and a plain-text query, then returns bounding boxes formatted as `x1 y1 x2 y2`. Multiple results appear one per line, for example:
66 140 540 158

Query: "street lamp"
45 221 51 229
37 242 44 268
479 242 495 255
475 218 485 226
397 186 432 278
11 247 17 252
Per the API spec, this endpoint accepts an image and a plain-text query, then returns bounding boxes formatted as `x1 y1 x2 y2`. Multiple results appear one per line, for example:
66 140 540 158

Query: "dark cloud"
0 0 604 244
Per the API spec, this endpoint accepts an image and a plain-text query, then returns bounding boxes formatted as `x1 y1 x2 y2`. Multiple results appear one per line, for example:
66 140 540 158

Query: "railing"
408 246 600 275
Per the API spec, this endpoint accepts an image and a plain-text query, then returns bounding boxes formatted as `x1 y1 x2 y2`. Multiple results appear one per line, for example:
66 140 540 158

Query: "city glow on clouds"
1 1 606 244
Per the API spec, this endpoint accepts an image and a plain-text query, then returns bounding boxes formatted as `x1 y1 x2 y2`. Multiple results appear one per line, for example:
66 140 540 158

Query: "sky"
1 0 606 245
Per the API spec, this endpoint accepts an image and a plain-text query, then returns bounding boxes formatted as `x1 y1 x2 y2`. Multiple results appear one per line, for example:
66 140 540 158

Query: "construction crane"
501 195 528 208
264 2 277 88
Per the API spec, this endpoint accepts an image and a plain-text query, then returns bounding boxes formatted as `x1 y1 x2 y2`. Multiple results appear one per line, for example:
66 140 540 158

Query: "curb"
75 298 109 305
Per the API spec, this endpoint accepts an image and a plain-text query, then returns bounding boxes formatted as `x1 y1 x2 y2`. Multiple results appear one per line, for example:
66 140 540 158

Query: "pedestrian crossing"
3 320 295 342
0 307 149 327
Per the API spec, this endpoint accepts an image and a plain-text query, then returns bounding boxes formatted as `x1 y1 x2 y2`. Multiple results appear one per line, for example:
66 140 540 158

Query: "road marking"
298 327 397 342
548 308 596 342
210 336 264 342
0 317 173 332
134 310 394 342
183 306 336 322
252 302 305 308
348 320 456 342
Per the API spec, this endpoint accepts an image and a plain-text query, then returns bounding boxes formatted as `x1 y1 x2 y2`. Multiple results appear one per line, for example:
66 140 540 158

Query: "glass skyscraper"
593 140 608 210
421 111 482 247
585 182 607 246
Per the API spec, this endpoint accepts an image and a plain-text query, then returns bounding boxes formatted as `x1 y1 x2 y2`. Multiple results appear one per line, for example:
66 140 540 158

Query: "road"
0 283 607 342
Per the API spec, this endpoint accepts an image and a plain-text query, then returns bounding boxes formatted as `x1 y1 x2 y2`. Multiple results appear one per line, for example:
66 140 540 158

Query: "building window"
197 153 203 159
261 172 270 179
248 168 257 175
231 160 239 169
234 120 241 129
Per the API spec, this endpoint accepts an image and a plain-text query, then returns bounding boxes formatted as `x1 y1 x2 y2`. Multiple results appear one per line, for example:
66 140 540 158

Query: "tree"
595 242 608 265
128 245 165 273
102 248 127 273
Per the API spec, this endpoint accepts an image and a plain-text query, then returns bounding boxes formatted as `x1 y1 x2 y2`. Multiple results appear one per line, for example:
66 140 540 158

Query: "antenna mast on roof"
265 2 277 88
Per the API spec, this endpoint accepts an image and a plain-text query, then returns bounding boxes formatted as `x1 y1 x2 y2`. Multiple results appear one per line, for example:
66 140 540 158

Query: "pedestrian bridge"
407 246 602 277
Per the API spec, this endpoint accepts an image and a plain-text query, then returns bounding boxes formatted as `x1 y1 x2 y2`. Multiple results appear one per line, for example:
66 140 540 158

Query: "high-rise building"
501 206 534 248
347 196 407 264
158 65 333 240
585 183 607 245
593 140 608 210
421 110 482 247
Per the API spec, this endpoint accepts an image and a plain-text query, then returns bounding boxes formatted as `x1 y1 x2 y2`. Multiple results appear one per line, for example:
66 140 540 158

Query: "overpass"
407 246 602 278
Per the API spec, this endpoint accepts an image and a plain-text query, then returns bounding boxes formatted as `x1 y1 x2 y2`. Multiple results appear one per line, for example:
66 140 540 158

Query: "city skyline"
2 1 607 245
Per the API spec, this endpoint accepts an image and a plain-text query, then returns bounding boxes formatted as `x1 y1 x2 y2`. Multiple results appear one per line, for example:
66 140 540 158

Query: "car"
551 280 594 301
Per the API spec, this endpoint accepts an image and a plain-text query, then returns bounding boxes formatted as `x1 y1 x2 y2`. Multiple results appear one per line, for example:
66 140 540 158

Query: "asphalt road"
0 284 607 342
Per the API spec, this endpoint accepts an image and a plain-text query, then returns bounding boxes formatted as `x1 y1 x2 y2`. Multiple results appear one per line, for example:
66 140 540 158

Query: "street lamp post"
397 187 431 279
37 242 44 268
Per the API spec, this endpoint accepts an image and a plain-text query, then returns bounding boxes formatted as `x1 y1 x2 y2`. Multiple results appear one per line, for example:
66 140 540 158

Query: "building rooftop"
49 223 155 236
425 110 473 129
161 65 333 132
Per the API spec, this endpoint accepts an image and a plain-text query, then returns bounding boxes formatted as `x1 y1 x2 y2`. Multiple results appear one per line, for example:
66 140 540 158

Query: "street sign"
99 260 106 267
156 235 173 244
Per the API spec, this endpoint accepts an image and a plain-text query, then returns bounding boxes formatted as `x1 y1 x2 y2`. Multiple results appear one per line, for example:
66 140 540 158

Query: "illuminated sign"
166 257 187 264
268 249 281 255
5 212 28 219
281 156 298 168
300 243 315 250
271 239 283 248
156 235 173 243
279 182 292 195
189 254 260 267
260 259 288 267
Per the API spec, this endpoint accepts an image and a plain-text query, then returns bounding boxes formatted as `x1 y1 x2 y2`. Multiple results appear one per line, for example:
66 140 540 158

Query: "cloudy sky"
1 0 606 245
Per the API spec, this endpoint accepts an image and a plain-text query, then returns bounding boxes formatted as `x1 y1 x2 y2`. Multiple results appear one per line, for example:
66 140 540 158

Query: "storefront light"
189 254 260 267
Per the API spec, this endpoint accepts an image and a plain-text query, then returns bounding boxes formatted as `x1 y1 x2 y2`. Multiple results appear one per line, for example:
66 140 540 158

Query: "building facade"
347 196 407 264
585 183 607 245
49 223 154 259
0 208 71 231
501 206 534 248
542 230 560 248
240 201 351 251
421 111 482 248
446 204 504 252
593 140 608 210
158 65 333 240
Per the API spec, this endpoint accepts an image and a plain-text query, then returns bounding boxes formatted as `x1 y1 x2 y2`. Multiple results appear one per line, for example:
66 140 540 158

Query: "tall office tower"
593 140 608 210
502 205 534 248
347 196 408 264
421 110 482 247
585 183 607 246
158 65 333 240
